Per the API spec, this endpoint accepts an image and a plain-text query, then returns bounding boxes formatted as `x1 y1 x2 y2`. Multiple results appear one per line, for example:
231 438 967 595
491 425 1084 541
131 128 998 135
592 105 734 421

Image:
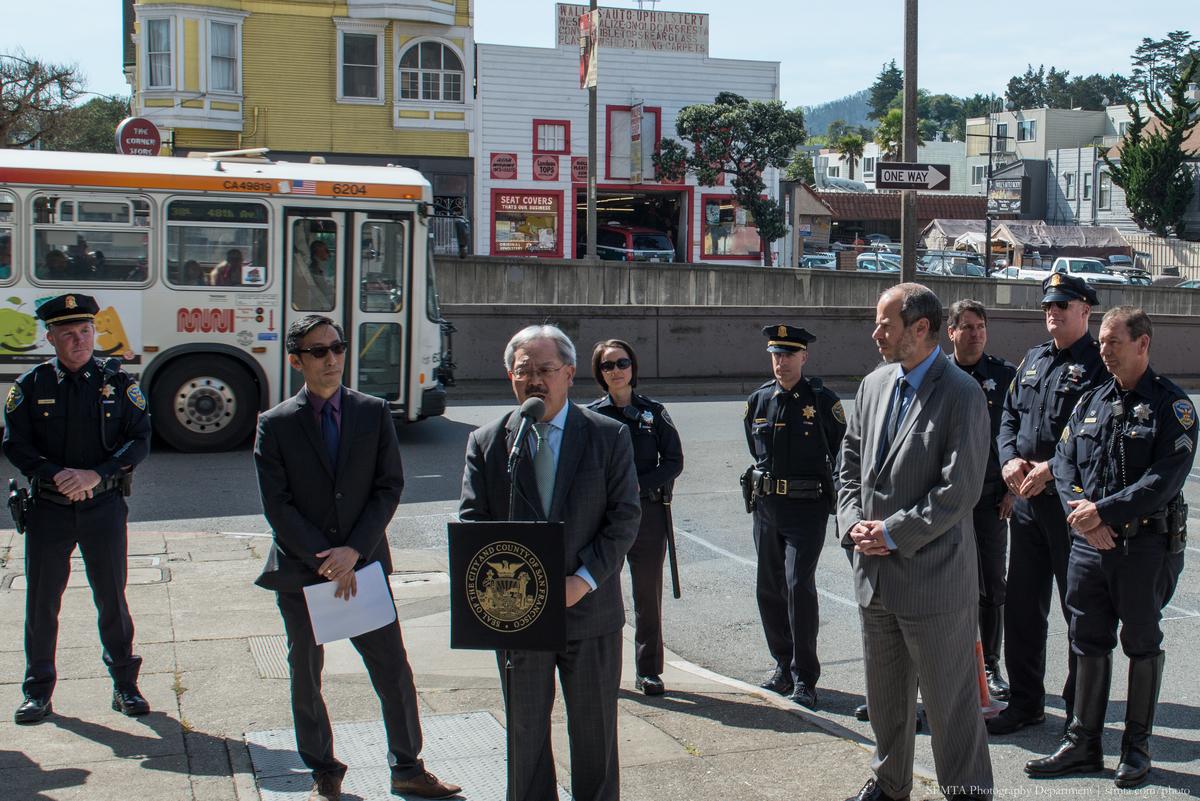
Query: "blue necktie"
879 376 908 467
320 402 339 472
533 423 555 519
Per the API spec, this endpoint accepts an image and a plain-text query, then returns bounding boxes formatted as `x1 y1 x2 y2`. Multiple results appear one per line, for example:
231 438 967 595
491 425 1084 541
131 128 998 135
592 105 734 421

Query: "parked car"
577 223 676 262
1176 279 1200 289
1107 263 1153 286
856 252 901 272
800 253 837 270
990 266 1022 280
1019 257 1127 285
920 251 985 277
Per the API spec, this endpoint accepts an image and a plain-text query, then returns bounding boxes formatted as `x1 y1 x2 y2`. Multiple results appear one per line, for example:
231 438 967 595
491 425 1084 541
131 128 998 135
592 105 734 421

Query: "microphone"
508 397 546 474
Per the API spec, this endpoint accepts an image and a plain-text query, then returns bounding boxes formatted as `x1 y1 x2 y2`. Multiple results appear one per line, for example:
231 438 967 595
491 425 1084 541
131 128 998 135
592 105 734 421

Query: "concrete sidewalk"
0 529 946 801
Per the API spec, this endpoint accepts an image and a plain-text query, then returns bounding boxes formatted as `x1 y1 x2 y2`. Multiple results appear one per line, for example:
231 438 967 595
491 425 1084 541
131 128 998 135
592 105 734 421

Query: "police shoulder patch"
127 382 147 410
832 400 846 425
1059 424 1070 444
5 385 22 413
661 408 675 429
1173 399 1195 430
743 401 749 420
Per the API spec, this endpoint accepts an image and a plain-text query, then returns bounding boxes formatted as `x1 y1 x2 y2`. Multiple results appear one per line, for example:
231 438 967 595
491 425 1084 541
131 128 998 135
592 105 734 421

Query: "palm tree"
836 134 864 180
874 109 903 161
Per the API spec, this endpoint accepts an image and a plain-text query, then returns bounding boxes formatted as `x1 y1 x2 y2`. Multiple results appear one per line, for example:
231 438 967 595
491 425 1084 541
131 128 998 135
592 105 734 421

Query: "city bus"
0 148 455 452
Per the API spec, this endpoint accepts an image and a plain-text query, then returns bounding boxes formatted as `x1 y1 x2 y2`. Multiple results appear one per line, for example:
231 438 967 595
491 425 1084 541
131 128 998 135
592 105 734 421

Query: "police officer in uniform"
947 299 1017 701
586 339 684 696
743 325 846 709
3 294 152 723
1026 306 1194 788
990 273 1105 735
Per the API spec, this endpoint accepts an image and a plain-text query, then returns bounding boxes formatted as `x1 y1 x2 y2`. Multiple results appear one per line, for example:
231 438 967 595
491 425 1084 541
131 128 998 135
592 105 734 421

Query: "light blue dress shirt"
880 346 942 549
531 402 598 591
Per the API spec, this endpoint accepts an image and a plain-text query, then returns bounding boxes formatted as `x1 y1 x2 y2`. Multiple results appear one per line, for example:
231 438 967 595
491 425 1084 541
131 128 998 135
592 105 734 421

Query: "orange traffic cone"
976 636 1006 720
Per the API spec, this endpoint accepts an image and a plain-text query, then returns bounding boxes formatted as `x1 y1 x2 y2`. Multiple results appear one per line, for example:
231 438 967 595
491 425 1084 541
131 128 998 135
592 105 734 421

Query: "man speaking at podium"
460 324 641 801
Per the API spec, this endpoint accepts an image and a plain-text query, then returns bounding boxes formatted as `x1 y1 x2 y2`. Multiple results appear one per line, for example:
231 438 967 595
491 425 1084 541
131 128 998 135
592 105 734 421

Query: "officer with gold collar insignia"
1026 306 1195 788
742 324 846 709
3 293 152 725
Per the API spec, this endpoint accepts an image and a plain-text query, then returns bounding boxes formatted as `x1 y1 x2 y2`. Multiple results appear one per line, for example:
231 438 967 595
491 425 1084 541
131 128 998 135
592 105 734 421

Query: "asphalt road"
4 391 1199 799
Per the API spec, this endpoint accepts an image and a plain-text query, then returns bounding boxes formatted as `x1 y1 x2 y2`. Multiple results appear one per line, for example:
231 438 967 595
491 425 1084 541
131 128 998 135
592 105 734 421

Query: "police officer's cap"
1041 272 1098 306
763 324 816 353
36 294 99 326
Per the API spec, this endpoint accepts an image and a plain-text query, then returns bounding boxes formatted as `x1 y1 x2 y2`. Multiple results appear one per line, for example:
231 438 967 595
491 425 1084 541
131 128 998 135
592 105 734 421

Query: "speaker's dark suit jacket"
460 401 640 801
254 387 403 591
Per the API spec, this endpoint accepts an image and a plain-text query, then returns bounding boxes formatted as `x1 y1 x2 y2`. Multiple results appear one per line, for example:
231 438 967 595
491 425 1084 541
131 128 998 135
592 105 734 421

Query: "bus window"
358 322 401 401
166 199 269 288
291 219 337 311
0 192 13 281
32 197 151 283
360 220 404 312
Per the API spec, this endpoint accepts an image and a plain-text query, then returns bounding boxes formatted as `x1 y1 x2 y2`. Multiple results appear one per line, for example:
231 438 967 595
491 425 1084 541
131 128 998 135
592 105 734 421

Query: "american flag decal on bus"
292 179 316 195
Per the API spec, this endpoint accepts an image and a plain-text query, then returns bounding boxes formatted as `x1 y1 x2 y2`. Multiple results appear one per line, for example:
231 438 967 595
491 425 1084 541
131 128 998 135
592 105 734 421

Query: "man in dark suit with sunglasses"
990 273 1105 736
254 315 459 801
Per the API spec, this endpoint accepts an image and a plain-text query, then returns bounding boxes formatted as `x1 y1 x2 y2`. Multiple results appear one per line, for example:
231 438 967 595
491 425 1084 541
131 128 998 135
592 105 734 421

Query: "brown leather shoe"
308 773 342 801
391 770 461 798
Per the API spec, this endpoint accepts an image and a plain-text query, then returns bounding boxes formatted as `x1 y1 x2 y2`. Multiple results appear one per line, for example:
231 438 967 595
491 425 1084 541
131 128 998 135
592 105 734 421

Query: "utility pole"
586 0 599 263
900 0 918 283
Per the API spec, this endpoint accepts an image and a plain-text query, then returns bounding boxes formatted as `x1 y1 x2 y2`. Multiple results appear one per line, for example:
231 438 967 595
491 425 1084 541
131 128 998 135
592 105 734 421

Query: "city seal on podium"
466 541 549 632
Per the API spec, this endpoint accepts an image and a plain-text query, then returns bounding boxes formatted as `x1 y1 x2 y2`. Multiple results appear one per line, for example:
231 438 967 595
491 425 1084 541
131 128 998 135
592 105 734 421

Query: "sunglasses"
294 341 349 359
1041 301 1072 311
599 358 632 372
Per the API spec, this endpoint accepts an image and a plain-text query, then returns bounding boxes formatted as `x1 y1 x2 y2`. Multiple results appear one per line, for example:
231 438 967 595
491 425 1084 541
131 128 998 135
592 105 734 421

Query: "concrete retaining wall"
443 303 1200 383
434 255 1200 315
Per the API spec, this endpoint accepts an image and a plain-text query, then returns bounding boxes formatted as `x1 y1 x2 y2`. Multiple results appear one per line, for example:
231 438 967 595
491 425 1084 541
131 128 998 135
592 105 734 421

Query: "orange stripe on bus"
0 167 424 200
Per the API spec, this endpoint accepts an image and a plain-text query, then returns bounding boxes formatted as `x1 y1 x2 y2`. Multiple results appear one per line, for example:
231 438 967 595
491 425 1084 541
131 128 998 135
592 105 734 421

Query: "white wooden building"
473 4 781 264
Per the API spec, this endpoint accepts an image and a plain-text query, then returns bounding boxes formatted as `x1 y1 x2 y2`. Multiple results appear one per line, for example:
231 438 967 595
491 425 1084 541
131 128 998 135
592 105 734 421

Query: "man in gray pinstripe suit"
838 284 994 801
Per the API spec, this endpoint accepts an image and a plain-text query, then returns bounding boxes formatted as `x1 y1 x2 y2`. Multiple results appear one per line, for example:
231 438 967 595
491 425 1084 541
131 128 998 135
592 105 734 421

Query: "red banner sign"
571 157 588 183
533 155 559 181
115 117 162 157
491 153 518 180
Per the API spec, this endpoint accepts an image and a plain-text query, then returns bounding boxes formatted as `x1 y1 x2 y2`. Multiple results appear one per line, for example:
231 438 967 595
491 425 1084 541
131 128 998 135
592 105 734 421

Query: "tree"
1007 64 1047 110
1 49 84 148
874 109 904 161
42 96 131 153
784 149 815 185
836 134 864 180
867 60 903 121
1132 31 1197 97
826 118 848 144
1102 58 1200 237
652 92 807 261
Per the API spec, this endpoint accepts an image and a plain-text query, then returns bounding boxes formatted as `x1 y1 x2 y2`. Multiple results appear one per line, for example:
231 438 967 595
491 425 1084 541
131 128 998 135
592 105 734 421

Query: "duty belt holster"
1128 495 1188 554
33 475 129 506
641 487 665 503
748 469 824 502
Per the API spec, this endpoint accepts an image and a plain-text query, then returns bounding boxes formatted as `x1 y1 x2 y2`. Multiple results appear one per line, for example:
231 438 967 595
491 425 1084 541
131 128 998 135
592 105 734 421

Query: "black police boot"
112 682 150 716
1115 652 1165 789
980 605 1010 702
760 667 793 696
1025 653 1110 778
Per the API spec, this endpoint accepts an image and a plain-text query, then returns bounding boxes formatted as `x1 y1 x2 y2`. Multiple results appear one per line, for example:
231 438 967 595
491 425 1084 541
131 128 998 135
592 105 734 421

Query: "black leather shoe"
849 777 910 801
635 675 665 696
855 703 870 721
14 696 52 724
112 682 150 716
789 682 817 709
760 667 793 696
987 705 1045 734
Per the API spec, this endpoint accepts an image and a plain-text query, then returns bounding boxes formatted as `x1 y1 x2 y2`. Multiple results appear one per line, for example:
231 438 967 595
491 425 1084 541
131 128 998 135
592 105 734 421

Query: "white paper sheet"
303 561 397 646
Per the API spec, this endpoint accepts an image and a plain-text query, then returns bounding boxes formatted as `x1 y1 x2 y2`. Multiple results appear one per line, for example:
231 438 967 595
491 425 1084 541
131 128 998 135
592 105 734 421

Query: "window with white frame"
1099 173 1112 209
1017 120 1036 142
398 42 463 103
1119 121 1129 138
210 22 237 92
537 124 566 152
972 165 986 186
336 23 384 102
147 19 172 87
1083 173 1093 200
862 157 876 175
827 166 840 178
1064 172 1074 199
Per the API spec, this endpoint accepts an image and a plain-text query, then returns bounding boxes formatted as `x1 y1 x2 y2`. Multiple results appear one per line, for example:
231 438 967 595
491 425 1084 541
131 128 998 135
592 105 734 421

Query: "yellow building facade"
126 0 474 217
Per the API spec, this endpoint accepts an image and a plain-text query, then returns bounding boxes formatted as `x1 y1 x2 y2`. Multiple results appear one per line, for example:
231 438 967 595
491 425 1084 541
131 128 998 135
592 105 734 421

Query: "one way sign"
875 163 951 191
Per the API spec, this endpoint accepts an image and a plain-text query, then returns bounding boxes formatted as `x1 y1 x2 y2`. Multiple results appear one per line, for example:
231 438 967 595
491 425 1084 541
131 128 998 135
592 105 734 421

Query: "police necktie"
65 371 84 468
533 423 555 519
880 376 908 465
320 402 339 472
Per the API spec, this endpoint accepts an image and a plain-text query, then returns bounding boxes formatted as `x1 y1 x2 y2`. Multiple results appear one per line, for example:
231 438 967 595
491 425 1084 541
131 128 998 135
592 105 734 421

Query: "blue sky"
5 0 1192 107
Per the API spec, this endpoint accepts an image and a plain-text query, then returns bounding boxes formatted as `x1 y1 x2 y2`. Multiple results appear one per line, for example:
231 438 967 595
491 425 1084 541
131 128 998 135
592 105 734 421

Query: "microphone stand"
503 429 526 801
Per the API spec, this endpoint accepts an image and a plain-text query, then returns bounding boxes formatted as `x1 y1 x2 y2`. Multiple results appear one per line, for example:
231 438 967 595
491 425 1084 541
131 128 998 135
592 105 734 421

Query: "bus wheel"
151 357 257 453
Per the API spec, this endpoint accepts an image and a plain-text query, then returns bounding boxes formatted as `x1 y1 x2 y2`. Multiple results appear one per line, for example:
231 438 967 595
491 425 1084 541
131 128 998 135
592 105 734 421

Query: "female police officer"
586 339 683 696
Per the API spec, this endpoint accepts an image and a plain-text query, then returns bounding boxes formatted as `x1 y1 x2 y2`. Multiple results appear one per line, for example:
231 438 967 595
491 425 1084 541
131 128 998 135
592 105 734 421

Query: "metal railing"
429 216 466 256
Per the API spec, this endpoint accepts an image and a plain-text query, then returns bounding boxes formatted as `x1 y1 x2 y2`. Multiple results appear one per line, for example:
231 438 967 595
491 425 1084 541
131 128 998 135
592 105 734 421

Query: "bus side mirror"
454 218 470 259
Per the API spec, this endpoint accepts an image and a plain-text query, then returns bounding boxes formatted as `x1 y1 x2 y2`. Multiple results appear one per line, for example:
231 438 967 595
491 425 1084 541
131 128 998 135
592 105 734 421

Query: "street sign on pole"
876 163 951 191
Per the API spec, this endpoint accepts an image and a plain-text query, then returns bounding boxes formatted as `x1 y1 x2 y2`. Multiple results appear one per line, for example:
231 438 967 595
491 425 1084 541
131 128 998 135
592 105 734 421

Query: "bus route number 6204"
333 183 368 196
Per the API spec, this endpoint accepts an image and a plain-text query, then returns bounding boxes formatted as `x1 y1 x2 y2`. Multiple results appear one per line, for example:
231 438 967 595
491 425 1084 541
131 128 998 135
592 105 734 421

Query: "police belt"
641 488 665 503
980 480 1006 498
749 469 825 501
33 477 125 506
